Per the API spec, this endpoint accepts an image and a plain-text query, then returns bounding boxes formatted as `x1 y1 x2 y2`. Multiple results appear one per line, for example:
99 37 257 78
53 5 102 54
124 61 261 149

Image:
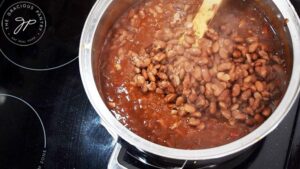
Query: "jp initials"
14 17 36 35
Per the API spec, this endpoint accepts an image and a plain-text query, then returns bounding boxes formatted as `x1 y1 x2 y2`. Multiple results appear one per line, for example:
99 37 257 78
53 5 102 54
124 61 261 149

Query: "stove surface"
0 0 300 169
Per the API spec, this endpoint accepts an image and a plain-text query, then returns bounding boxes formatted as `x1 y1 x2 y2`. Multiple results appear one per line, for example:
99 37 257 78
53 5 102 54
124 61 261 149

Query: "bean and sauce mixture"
100 0 289 149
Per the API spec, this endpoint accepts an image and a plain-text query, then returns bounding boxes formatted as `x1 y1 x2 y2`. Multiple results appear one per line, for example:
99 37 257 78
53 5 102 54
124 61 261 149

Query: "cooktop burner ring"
0 93 47 169
0 93 47 147
0 49 78 71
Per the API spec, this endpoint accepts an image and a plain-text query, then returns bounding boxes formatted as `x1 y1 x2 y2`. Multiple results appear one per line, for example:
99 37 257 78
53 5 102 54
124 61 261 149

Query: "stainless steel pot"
79 0 300 167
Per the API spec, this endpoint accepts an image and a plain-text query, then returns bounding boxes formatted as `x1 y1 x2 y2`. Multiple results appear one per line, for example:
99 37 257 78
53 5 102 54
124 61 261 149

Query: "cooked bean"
167 50 177 58
108 102 116 108
206 29 219 41
171 109 178 115
246 36 258 43
254 114 264 123
188 48 201 55
156 88 164 94
231 104 239 111
243 107 254 116
153 40 167 49
211 83 225 97
134 75 146 87
196 95 206 108
176 96 185 106
165 94 177 103
197 122 206 130
141 83 148 93
218 100 228 109
185 35 195 44
201 66 211 82
157 72 168 80
255 66 268 78
221 110 232 120
217 72 231 82
218 62 232 71
153 53 167 62
155 5 163 13
193 66 202 81
243 75 253 83
188 118 201 126
241 89 252 100
178 109 188 117
232 110 247 121
188 91 198 102
135 67 141 74
148 72 156 82
262 107 272 117
255 81 264 92
248 42 259 53
271 55 283 64
233 50 242 58
174 45 185 55
218 89 230 101
212 41 220 53
184 104 196 113
258 50 269 60
142 69 148 79
219 48 229 59
233 36 244 43
209 101 217 114
191 112 202 118
147 82 157 91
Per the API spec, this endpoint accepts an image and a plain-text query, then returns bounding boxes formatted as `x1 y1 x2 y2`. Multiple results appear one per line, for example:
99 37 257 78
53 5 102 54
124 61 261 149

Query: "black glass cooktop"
0 0 300 169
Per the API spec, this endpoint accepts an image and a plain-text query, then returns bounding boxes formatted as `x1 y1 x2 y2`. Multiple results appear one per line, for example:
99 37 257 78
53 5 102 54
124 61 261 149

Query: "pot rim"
79 0 300 160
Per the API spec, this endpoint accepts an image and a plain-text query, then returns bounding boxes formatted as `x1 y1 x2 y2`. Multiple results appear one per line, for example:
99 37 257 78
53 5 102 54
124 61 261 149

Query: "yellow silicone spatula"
193 0 223 38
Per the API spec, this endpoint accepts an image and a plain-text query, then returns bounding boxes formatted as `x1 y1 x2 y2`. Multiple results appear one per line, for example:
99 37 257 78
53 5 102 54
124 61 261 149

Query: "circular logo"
1 1 46 46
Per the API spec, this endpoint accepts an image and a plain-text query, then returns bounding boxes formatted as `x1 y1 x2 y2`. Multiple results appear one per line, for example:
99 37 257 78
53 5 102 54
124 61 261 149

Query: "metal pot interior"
89 0 295 159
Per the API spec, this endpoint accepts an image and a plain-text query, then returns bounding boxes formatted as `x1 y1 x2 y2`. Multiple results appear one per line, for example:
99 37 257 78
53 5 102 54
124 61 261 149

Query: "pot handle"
107 143 186 169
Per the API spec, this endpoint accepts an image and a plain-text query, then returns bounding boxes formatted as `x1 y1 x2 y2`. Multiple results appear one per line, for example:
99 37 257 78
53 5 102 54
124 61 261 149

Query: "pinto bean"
233 36 244 43
217 72 231 82
188 118 201 126
184 104 196 113
211 83 226 97
209 101 217 114
258 50 269 60
218 62 232 71
201 66 211 82
255 81 265 92
232 110 247 121
176 96 185 106
108 102 116 108
193 66 202 81
221 110 232 120
219 48 229 59
212 41 220 53
134 75 146 87
254 114 264 123
165 93 177 103
246 36 258 43
262 107 272 117
174 45 185 55
241 89 252 101
147 82 157 91
185 35 195 44
191 112 202 118
248 42 259 53
188 48 202 56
